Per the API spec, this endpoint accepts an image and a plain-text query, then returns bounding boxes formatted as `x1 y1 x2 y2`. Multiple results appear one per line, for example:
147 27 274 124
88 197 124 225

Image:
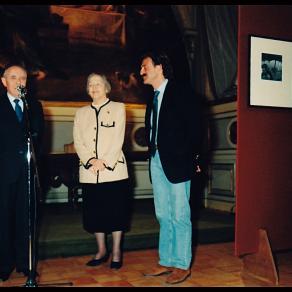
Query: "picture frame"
249 35 292 108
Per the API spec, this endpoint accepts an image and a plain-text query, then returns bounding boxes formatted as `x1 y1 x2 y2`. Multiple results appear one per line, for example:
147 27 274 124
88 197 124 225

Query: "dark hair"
141 51 174 79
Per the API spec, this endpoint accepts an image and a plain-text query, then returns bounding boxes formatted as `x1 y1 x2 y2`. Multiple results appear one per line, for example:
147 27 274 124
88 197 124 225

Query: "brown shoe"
165 268 191 284
143 264 172 276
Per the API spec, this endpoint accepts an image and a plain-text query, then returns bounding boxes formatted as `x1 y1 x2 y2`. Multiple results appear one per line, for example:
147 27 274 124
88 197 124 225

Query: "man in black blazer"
140 52 202 284
0 64 44 281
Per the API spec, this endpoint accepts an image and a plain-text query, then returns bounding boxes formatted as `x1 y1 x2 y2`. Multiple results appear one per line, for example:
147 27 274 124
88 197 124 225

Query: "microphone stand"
18 86 73 287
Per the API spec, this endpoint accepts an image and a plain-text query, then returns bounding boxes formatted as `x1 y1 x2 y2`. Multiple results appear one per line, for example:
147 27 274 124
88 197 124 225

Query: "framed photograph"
249 35 292 108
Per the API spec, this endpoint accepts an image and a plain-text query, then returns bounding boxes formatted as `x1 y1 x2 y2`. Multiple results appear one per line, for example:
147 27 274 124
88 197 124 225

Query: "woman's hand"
89 158 107 174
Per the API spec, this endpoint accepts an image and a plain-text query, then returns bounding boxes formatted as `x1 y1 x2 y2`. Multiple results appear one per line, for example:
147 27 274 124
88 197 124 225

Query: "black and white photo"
250 35 292 108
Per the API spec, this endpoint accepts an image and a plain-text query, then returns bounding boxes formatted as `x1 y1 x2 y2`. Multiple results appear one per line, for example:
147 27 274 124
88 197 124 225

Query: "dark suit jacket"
0 94 44 183
145 80 202 184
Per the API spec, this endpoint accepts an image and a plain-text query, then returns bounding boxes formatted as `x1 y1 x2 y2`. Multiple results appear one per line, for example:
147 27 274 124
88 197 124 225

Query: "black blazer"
0 94 44 183
145 81 202 183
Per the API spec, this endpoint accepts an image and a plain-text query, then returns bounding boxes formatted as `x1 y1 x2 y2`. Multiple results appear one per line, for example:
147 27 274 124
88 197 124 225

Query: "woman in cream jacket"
73 73 129 270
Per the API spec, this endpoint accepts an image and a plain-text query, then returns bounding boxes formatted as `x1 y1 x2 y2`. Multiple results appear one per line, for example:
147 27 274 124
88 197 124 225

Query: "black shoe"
110 260 123 270
0 271 11 282
86 254 109 266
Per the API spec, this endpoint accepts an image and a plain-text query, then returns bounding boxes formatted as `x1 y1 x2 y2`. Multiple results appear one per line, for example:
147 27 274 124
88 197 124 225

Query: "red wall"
236 5 292 256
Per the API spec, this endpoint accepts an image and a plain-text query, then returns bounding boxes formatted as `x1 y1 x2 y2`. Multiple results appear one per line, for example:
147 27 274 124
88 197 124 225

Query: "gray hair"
86 73 111 94
2 64 27 78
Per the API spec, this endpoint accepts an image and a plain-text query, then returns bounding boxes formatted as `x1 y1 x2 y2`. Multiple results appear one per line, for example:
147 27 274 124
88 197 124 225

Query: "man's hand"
195 154 201 173
195 165 201 173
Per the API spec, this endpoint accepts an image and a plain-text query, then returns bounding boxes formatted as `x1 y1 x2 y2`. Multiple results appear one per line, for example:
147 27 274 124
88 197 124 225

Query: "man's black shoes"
16 268 39 277
0 271 11 282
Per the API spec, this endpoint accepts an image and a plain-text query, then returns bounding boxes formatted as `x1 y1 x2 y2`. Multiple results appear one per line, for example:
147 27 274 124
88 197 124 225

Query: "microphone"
16 85 27 98
16 85 29 109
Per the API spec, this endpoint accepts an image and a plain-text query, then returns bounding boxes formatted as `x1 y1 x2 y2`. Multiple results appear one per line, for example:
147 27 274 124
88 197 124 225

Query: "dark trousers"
0 170 30 273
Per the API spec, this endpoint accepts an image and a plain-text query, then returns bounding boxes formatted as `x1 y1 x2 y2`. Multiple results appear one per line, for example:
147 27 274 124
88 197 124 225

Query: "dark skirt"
82 179 131 234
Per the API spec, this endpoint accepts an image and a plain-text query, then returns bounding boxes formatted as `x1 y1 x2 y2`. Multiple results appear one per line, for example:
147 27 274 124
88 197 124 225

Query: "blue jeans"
150 151 192 270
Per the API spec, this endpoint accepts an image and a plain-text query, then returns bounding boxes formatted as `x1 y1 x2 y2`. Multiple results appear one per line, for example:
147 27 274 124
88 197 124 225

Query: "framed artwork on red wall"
249 35 292 108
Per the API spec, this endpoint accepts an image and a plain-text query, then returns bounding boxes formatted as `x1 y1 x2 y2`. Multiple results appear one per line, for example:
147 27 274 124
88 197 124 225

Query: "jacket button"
94 127 97 130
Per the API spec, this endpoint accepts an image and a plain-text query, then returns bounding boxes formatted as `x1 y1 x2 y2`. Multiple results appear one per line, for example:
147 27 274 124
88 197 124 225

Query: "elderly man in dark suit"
0 64 44 281
140 51 202 284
